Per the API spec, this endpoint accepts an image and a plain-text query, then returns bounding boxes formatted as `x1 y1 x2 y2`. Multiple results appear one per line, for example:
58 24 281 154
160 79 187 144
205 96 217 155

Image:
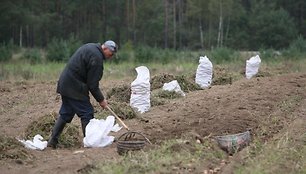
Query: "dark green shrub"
23 48 42 64
134 46 183 63
25 112 81 148
46 38 70 62
135 46 155 63
0 43 12 62
112 41 134 63
290 36 306 52
259 49 273 59
46 36 82 62
155 90 183 99
208 47 239 64
158 49 177 64
67 35 82 58
283 36 306 59
113 50 132 63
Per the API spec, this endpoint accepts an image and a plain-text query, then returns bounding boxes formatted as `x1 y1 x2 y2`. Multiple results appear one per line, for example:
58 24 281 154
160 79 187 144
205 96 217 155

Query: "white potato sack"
195 56 213 88
130 66 151 113
245 55 261 79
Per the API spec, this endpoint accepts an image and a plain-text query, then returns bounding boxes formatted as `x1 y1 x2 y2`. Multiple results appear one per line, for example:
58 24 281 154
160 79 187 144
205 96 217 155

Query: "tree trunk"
178 0 182 49
217 0 223 48
200 22 204 49
127 0 130 41
209 18 212 49
19 26 22 48
173 0 176 49
102 0 107 40
114 1 121 43
26 25 29 47
164 0 169 49
225 16 231 46
132 0 136 43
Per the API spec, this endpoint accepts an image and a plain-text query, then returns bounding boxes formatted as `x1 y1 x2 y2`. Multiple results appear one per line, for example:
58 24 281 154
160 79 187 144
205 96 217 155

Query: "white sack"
19 134 47 150
130 66 151 113
246 55 261 79
195 56 213 88
83 116 122 148
162 80 185 96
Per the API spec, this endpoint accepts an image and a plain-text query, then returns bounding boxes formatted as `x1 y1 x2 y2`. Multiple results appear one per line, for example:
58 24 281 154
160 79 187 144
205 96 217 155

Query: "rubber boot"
81 119 90 137
47 117 66 149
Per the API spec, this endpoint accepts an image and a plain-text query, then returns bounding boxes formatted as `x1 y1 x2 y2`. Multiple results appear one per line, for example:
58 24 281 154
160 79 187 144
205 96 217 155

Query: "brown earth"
0 73 306 174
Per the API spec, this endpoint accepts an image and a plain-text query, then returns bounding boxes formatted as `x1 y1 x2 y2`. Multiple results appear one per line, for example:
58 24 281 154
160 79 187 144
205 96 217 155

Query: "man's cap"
104 40 117 53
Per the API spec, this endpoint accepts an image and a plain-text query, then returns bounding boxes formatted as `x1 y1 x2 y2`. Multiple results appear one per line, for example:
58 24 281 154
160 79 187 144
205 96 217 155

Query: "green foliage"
0 135 32 160
96 101 137 119
259 48 282 61
112 40 134 63
25 112 81 148
155 90 183 99
106 85 131 103
46 38 70 62
289 36 306 53
67 36 82 57
249 2 298 49
46 36 82 62
283 36 306 59
134 46 189 64
208 47 239 64
134 46 155 63
23 48 42 64
135 0 164 46
0 1 305 50
0 42 13 62
159 49 178 64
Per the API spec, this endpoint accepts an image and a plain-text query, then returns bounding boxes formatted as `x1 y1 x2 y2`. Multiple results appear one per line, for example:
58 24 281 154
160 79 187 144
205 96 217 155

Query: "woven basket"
116 131 148 155
214 130 251 154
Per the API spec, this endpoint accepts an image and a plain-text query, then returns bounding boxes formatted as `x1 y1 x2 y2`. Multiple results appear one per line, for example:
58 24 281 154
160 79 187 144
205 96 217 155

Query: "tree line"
0 0 305 51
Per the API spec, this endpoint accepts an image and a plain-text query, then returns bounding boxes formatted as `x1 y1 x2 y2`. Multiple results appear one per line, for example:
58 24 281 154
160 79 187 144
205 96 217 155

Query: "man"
48 40 117 148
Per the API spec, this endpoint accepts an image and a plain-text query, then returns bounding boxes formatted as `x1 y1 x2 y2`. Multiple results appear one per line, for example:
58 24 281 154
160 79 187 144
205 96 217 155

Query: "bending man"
48 40 117 148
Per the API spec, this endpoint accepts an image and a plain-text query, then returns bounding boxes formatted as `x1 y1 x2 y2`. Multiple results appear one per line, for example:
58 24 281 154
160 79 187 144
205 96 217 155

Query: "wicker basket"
214 130 251 154
116 131 149 155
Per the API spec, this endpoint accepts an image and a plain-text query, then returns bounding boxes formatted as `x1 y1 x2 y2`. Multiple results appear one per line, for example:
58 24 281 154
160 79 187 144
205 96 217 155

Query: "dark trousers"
59 95 94 124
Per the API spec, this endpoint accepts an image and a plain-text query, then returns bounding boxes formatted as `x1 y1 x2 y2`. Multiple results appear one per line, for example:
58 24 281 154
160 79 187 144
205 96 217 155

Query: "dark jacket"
57 43 105 102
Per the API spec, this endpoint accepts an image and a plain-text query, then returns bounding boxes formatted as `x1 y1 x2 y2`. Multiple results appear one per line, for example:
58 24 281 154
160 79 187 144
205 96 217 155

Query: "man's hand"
99 99 108 109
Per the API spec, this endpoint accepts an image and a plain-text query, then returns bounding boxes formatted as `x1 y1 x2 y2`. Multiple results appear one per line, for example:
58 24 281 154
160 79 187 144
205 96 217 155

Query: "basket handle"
117 131 152 144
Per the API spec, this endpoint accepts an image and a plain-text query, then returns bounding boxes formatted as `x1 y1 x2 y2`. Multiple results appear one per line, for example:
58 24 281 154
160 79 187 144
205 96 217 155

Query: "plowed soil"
0 73 306 174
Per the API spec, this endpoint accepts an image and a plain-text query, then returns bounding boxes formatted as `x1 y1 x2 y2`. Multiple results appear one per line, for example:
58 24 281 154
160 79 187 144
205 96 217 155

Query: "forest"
0 0 305 51
0 1 306 173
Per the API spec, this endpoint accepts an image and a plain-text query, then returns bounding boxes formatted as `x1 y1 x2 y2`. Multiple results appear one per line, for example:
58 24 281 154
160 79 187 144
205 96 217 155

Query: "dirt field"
0 72 306 174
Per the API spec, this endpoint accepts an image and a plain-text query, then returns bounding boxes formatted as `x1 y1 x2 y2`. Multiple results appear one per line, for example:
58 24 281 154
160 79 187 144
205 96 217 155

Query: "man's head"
102 40 117 59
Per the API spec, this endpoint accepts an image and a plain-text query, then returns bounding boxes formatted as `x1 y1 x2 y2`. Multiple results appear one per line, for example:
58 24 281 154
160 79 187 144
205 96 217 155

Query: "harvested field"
0 72 306 173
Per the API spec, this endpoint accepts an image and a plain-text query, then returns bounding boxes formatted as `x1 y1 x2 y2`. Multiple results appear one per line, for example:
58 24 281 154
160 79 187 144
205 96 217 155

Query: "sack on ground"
245 55 261 79
195 56 213 88
163 80 185 96
130 66 151 113
19 134 47 150
83 116 122 148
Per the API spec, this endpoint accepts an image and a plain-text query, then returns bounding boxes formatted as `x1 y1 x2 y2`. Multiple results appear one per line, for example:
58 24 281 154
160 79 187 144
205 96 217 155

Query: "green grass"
91 139 225 174
235 132 306 174
103 61 198 81
2 57 306 82
1 49 306 82
0 60 198 82
234 96 306 174
0 62 64 81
